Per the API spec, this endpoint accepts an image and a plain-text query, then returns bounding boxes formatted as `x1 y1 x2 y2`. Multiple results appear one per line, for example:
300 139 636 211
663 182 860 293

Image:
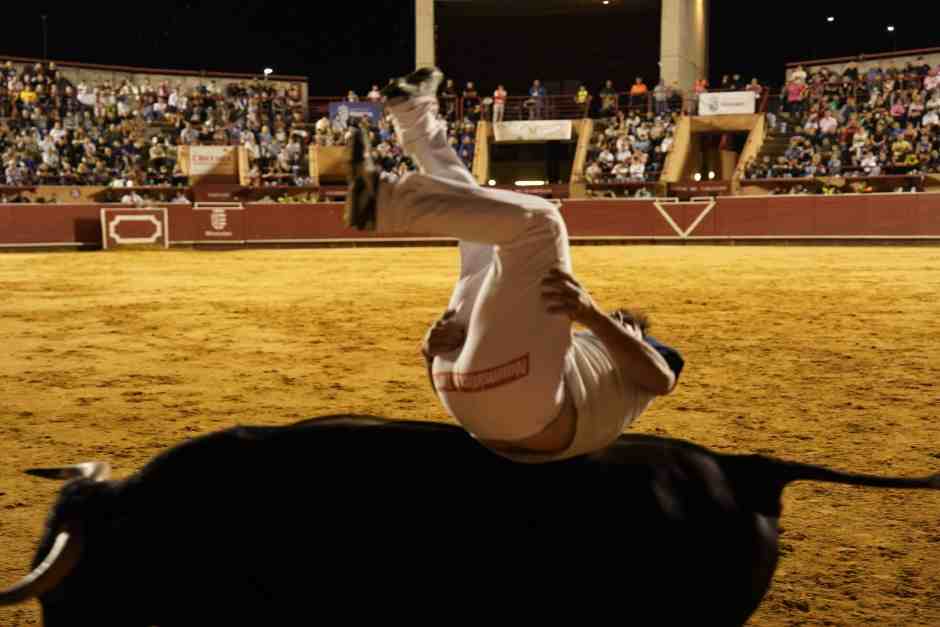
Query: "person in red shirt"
785 80 806 117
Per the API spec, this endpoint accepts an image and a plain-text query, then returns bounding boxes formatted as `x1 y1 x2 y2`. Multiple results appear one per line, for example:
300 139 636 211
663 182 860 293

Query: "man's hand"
421 309 466 360
542 269 676 395
540 268 599 326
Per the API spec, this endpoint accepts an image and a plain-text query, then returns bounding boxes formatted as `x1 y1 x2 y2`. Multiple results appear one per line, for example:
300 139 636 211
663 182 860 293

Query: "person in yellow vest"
575 85 590 117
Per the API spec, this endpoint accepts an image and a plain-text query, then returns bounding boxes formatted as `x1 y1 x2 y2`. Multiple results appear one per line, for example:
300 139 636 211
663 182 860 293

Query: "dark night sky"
2 2 939 97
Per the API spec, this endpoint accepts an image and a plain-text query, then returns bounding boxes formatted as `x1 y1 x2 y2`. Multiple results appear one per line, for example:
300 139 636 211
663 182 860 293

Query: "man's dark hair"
611 308 650 335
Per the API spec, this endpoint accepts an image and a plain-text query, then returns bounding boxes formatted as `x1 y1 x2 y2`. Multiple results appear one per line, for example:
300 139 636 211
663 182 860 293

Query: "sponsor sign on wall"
191 204 245 242
328 102 384 128
183 146 238 177
100 207 169 249
698 91 757 116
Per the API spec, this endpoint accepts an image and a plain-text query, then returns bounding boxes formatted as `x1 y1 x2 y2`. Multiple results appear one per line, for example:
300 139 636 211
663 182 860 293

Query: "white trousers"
381 97 574 441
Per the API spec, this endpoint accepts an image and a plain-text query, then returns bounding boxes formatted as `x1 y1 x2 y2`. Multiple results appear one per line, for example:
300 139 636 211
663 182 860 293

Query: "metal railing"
309 91 686 123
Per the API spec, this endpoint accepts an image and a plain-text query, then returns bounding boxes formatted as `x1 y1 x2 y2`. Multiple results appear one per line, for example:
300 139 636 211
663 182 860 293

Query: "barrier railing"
309 91 678 123
739 174 925 193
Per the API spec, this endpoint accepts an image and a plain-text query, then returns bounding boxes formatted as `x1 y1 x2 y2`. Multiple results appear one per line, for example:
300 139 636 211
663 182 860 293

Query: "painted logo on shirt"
434 354 530 393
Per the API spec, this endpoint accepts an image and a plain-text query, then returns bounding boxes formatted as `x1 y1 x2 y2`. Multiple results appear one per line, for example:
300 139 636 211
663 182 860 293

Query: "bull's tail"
767 459 940 490
716 454 939 518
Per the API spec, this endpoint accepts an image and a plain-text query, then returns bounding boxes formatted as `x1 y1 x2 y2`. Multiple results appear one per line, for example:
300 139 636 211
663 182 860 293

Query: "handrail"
786 46 940 70
309 91 665 120
0 52 307 83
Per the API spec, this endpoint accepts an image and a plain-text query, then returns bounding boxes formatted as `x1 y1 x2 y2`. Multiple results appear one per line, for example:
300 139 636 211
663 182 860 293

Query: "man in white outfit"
345 68 684 462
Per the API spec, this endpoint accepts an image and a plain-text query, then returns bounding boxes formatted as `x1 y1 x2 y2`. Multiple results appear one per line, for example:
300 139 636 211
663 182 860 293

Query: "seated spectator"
585 161 603 183
923 108 940 128
121 188 143 204
819 110 838 135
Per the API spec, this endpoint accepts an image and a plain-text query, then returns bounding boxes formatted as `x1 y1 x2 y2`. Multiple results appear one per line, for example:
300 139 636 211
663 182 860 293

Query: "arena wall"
2 194 939 250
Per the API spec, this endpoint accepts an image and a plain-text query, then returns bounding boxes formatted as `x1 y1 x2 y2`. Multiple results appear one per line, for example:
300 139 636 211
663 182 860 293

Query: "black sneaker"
344 126 379 231
380 67 444 103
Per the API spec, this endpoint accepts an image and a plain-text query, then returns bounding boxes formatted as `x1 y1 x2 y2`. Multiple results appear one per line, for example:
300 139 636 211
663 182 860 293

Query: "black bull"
2 415 938 626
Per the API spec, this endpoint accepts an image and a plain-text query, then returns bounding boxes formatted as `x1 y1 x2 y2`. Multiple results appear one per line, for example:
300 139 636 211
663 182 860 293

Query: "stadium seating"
743 58 940 193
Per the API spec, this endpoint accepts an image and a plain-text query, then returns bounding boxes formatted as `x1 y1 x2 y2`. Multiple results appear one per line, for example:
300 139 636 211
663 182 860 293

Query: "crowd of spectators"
328 78 480 177
583 109 677 192
423 76 693 124
1 59 309 192
10 52 939 199
745 58 940 185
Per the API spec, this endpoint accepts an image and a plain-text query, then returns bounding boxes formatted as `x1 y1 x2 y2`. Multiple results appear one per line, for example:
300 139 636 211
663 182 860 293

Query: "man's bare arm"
540 268 676 396
579 308 675 395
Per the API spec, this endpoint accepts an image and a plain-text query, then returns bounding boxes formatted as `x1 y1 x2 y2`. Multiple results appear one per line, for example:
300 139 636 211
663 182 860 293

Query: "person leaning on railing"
629 77 648 109
598 80 618 117
493 85 507 123
575 85 590 117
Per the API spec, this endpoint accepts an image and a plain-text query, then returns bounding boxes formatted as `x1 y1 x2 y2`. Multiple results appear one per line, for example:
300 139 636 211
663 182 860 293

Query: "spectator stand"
2 54 309 200
741 46 940 195
580 104 680 198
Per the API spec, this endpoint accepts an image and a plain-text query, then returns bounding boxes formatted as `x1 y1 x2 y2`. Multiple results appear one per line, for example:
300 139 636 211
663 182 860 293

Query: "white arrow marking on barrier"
652 199 716 238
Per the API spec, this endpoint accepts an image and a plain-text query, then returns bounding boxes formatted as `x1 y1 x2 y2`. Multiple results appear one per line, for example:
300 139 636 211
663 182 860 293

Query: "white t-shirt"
439 328 656 456
562 331 656 452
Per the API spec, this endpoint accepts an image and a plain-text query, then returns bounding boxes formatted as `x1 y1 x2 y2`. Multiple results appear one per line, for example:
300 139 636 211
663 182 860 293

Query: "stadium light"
887 25 895 32
263 68 274 77
827 16 835 23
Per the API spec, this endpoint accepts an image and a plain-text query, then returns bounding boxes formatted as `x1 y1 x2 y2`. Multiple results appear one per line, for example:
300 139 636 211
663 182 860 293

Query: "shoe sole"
344 130 376 230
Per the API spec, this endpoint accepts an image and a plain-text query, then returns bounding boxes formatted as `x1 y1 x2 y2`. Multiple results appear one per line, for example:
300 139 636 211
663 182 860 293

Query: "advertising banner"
493 120 573 142
184 146 238 177
100 207 169 249
191 204 245 243
698 91 757 116
328 102 384 128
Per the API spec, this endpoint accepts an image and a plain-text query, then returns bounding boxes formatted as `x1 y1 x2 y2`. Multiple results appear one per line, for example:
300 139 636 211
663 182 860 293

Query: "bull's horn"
25 461 111 482
0 531 82 605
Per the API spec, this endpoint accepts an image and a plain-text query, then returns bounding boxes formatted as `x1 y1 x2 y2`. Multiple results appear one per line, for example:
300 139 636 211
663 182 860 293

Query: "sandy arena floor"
0 245 938 626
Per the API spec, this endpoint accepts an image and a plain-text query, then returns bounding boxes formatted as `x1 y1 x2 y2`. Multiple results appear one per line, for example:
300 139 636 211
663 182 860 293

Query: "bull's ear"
26 462 111 482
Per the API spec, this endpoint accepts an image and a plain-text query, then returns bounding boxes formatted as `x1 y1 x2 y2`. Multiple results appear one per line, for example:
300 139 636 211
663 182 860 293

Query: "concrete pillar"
660 0 708 96
415 0 435 70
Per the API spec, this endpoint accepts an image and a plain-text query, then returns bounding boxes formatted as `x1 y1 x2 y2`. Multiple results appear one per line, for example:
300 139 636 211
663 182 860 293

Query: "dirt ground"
0 245 938 626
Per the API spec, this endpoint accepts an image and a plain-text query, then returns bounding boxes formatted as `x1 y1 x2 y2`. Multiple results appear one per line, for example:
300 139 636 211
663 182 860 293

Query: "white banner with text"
493 120 573 142
698 91 757 116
